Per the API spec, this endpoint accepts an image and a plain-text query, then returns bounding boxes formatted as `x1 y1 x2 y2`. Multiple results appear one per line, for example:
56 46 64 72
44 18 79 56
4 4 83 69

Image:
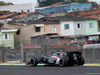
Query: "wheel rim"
59 59 64 66
31 59 35 66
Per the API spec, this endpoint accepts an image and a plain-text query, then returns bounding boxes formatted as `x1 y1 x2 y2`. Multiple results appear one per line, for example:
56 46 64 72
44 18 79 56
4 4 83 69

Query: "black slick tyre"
30 57 38 67
77 56 85 66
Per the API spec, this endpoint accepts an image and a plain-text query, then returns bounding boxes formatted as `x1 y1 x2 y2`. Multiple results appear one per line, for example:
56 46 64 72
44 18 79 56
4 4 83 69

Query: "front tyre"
59 58 65 67
30 57 38 67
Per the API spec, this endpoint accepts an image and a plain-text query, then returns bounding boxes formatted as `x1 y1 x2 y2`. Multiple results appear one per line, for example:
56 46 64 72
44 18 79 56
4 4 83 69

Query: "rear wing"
67 51 82 55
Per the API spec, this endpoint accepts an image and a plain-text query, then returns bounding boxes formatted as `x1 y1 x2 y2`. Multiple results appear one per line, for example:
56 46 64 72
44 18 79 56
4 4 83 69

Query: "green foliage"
0 45 6 49
38 0 65 7
0 11 10 14
0 1 7 6
38 0 98 9
63 0 88 4
88 2 98 8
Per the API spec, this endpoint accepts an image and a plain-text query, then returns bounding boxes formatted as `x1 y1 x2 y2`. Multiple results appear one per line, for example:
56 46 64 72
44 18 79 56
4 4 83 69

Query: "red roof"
79 5 100 16
98 5 100 9
0 13 20 19
86 15 100 20
0 28 15 30
23 46 40 49
79 9 100 16
50 3 62 7
17 12 35 18
0 12 47 19
18 12 47 18
0 12 4 15
65 5 100 17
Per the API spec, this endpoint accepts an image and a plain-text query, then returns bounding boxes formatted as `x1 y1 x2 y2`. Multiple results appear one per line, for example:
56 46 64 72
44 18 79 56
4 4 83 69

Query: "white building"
0 3 35 12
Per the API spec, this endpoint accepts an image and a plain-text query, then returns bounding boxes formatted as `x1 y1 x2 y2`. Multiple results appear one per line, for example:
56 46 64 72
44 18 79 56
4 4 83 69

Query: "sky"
0 0 100 5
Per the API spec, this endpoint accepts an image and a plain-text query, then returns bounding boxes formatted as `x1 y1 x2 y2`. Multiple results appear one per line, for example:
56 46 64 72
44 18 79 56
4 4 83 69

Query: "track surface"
0 65 100 75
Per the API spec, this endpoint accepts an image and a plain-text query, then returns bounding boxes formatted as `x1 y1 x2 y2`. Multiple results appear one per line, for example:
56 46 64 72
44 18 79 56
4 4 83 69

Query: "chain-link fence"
83 44 100 63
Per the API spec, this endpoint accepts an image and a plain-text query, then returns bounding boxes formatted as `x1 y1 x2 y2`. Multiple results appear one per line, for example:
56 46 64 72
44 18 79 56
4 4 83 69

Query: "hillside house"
0 28 17 49
2 16 98 46
0 13 21 23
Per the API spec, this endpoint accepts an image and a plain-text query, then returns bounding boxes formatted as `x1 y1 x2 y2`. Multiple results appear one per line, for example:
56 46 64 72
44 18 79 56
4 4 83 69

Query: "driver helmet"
56 51 61 56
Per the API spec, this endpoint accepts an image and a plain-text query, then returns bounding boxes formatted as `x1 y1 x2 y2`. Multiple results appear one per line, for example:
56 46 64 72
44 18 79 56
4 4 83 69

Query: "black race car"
26 51 85 67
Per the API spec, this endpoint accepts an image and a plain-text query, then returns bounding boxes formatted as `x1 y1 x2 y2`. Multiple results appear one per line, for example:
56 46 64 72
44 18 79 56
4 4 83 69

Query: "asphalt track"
0 65 100 75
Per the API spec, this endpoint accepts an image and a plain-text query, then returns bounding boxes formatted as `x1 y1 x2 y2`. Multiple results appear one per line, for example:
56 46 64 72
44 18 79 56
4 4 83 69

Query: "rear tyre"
67 53 74 66
77 56 85 66
30 57 38 67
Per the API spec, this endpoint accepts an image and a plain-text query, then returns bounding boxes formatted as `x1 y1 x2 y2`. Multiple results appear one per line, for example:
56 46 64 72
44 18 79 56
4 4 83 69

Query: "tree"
0 1 7 6
89 2 98 9
38 0 64 7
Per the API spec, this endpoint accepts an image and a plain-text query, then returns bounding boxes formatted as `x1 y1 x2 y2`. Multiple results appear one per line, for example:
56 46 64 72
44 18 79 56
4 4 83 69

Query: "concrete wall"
0 48 65 62
0 48 100 63
0 49 20 62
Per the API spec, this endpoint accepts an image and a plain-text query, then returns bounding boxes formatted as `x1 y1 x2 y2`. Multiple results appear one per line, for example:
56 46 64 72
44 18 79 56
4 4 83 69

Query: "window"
89 23 94 28
76 23 81 28
50 11 54 14
77 8 79 11
65 24 69 29
35 27 41 32
27 10 30 12
16 30 20 35
99 23 100 28
21 10 24 13
52 27 57 32
4 34 9 39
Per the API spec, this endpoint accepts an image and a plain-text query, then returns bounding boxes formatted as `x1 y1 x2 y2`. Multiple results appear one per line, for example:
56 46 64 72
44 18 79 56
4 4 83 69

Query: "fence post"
82 49 86 63
2 49 5 62
19 43 23 62
24 50 26 62
92 47 95 63
41 45 46 56
68 45 70 51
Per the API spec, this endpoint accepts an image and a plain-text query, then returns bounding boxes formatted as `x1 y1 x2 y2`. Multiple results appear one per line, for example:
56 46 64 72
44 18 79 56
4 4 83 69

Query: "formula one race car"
26 51 85 67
